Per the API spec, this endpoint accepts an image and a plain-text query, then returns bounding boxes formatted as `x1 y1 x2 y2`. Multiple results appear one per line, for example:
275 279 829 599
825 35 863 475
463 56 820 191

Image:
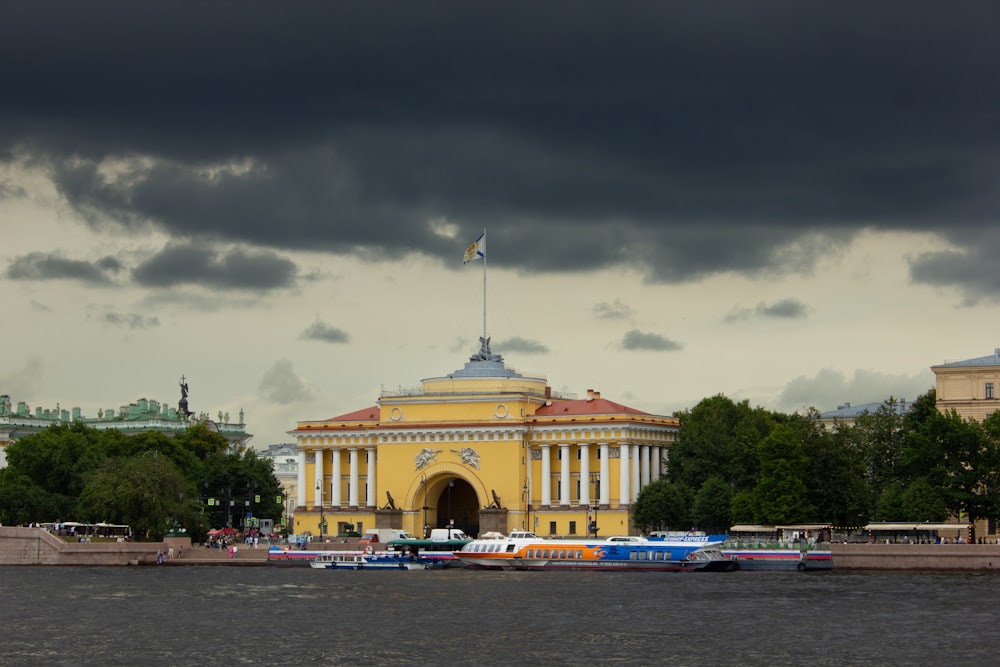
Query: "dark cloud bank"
4 2 1000 302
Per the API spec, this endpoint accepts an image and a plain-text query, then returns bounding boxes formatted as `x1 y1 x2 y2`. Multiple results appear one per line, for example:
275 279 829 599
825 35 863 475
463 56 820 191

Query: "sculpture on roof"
178 375 193 418
383 491 397 510
488 489 503 509
469 336 503 362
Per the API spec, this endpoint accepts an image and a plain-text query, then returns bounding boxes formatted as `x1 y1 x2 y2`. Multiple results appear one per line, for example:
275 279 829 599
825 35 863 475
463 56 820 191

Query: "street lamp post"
316 479 326 544
421 474 430 539
447 480 455 538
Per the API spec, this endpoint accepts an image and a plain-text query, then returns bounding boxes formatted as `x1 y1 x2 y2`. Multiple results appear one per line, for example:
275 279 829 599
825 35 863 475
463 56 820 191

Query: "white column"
559 444 570 506
631 444 641 502
315 449 325 507
331 448 342 507
349 448 359 507
640 445 650 488
366 447 376 508
296 446 307 508
619 445 630 506
599 443 610 505
652 446 662 482
579 444 590 505
540 445 552 506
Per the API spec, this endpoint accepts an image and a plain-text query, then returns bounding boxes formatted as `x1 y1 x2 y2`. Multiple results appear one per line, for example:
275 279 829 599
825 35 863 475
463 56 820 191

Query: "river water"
2 566 998 666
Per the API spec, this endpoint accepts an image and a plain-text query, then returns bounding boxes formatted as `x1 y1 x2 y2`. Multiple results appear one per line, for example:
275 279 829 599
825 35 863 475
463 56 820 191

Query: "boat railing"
723 539 822 551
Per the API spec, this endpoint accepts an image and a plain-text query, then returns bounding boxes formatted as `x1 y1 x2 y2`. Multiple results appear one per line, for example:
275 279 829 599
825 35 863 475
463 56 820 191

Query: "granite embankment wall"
830 542 1000 570
0 526 171 565
0 526 295 565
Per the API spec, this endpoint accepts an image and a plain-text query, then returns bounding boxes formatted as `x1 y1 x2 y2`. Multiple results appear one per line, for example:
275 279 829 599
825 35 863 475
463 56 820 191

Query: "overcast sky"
2 2 998 447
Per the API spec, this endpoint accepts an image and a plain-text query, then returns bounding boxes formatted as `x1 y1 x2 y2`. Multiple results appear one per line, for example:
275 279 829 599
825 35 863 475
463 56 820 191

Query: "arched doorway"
429 476 480 537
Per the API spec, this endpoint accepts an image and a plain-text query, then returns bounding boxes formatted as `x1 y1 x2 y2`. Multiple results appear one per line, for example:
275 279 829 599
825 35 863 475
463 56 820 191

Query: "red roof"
533 397 652 417
323 406 380 422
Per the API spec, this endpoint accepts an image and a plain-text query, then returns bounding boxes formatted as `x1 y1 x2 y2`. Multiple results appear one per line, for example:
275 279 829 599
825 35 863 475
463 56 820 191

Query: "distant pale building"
931 348 1000 422
289 340 678 540
817 399 914 431
0 380 251 468
257 443 299 532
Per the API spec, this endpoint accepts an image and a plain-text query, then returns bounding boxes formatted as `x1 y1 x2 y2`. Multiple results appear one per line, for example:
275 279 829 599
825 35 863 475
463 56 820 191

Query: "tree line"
632 390 1000 543
0 422 284 541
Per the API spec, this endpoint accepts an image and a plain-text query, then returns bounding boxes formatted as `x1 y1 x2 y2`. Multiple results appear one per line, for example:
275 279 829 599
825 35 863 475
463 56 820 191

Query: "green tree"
197 449 283 537
752 423 816 524
803 415 868 526
631 480 692 533
690 476 733 533
77 454 196 541
669 395 771 494
903 403 1000 542
847 397 909 519
899 478 948 521
0 468 59 525
5 423 106 498
174 423 232 460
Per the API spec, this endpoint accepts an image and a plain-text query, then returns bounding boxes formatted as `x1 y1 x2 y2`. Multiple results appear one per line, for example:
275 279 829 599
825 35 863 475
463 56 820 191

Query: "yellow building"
290 341 678 539
932 348 1000 422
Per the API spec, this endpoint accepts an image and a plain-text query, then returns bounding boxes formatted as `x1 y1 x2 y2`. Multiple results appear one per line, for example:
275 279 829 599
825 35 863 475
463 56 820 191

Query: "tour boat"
310 550 427 570
456 531 736 571
722 525 834 571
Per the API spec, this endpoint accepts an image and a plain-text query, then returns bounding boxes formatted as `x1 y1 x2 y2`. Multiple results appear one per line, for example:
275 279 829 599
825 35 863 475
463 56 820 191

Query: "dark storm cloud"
909 247 1000 306
495 336 549 355
4 3 1000 298
620 330 682 352
6 252 114 284
300 320 350 344
724 298 809 323
132 243 298 291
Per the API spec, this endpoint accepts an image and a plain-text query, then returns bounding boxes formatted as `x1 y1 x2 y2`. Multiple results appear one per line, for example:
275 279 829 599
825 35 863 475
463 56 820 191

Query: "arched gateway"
290 341 678 540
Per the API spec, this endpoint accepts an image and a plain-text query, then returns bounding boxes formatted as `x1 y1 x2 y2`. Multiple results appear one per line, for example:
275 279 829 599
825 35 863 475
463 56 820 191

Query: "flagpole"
481 228 487 345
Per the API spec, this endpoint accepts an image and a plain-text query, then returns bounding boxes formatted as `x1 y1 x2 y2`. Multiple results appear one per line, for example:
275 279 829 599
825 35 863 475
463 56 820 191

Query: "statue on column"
178 375 193 418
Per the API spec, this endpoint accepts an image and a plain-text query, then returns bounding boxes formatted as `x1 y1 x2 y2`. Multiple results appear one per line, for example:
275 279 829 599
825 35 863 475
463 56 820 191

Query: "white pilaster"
296 447 306 507
640 445 650 488
600 443 610 505
619 444 630 506
331 448 342 507
315 449 325 506
631 444 641 502
540 444 552 506
349 448 359 507
559 444 570 506
579 444 590 505
366 447 376 507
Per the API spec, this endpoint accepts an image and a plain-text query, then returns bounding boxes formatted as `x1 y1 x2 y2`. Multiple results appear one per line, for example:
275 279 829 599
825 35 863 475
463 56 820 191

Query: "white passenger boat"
310 551 427 570
456 531 735 571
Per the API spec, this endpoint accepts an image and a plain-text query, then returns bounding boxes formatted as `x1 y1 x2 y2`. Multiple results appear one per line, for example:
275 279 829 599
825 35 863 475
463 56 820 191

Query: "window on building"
575 480 580 499
569 521 577 535
557 448 562 460
987 383 995 399
548 521 557 535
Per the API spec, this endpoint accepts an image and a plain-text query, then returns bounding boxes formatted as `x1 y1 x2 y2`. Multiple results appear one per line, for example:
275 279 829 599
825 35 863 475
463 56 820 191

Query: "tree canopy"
0 423 283 540
632 390 1000 537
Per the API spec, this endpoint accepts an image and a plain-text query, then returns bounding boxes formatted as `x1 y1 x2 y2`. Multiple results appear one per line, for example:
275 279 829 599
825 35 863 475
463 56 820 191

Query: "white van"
429 528 470 542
